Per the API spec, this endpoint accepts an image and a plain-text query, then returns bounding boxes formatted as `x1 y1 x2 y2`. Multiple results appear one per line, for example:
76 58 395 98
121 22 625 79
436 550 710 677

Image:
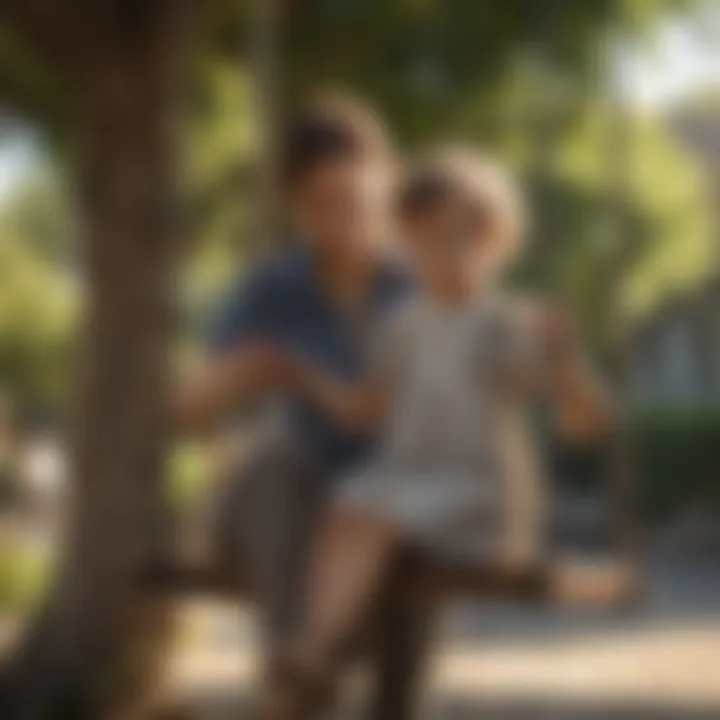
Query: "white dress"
335 293 549 561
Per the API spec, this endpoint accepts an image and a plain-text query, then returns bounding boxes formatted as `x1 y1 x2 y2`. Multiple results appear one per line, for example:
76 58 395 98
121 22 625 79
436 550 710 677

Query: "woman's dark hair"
280 94 390 189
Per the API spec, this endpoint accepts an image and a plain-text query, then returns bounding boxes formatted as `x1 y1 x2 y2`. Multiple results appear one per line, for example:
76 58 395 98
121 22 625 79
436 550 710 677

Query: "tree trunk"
3 7 186 719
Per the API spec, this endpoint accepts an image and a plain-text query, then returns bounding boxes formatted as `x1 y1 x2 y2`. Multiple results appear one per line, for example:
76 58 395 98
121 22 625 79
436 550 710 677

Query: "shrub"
545 407 720 523
631 407 720 521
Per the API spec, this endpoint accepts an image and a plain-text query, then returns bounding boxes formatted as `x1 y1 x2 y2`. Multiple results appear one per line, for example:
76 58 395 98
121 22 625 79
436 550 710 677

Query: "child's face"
289 157 389 262
401 197 495 298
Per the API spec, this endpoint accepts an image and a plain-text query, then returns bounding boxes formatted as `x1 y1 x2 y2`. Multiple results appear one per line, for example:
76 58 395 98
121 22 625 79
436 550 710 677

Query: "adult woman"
177 95 431 720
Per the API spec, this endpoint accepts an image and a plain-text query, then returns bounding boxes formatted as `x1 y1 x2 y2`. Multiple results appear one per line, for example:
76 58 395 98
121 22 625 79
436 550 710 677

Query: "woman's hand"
237 344 386 434
175 342 303 436
228 341 315 396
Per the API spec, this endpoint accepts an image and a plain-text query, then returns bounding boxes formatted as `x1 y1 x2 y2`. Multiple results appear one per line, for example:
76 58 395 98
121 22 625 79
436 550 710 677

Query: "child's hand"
530 303 612 439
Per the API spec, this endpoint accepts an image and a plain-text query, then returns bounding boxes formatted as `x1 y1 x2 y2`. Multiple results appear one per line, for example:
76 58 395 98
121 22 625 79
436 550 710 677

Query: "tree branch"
0 0 81 65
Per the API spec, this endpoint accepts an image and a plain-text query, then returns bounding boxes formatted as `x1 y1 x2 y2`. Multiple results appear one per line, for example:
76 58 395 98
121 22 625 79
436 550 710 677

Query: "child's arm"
290 359 388 434
541 307 611 440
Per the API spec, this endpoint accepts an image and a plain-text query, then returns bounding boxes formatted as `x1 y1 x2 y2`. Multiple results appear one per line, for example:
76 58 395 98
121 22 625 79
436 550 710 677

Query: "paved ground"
167 553 720 719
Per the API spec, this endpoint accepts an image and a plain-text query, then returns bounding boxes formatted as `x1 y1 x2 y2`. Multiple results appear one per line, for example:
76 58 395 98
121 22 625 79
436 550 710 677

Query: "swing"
148 432 642 611
147 0 643 614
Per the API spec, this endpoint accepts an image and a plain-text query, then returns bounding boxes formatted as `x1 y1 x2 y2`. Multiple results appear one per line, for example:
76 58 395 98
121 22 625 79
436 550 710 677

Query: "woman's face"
289 157 390 262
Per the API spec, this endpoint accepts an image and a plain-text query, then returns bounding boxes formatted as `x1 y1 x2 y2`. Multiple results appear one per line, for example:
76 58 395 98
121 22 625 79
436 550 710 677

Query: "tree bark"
3 5 187 719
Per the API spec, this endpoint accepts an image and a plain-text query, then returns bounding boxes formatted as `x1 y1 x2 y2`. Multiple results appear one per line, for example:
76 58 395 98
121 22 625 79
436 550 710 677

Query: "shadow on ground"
171 690 720 720
163 553 720 720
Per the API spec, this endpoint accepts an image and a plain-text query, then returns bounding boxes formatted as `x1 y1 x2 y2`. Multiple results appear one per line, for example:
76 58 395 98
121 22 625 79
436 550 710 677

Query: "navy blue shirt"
208 249 408 473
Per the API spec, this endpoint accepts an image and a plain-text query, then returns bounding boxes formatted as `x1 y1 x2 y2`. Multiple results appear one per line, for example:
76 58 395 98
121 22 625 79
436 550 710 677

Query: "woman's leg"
259 506 403 719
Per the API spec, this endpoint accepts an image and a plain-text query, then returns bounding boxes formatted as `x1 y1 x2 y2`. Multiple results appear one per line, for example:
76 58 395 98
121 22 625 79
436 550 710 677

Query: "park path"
167 553 720 719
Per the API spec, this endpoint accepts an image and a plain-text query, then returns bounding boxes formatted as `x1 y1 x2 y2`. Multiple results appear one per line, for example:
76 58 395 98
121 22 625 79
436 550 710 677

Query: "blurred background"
1 1 720 718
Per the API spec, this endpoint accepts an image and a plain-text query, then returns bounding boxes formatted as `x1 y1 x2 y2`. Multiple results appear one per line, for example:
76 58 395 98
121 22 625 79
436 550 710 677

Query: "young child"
262 149 612 718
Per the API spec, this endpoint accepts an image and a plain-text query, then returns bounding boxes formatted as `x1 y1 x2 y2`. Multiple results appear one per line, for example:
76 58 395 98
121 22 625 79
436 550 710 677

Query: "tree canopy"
0 0 708 412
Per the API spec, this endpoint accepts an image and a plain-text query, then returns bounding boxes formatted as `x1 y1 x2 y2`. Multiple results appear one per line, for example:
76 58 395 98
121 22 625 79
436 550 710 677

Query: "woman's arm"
177 343 389 438
175 344 289 437
178 262 294 437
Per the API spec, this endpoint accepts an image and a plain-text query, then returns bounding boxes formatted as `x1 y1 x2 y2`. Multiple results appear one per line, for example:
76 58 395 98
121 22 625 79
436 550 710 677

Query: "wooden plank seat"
401 551 641 609
143 550 641 610
144 475 642 610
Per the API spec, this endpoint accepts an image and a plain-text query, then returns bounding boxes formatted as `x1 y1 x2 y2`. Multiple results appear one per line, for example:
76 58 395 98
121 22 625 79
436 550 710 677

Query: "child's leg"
259 506 402 719
295 506 403 670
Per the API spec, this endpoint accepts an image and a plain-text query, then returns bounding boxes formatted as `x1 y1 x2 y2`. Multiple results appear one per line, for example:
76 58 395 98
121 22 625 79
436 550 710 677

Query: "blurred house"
630 279 720 406
630 99 720 407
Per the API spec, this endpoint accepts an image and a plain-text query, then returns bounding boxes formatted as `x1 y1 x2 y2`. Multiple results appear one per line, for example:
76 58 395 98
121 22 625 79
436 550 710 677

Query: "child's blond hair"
396 146 526 267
